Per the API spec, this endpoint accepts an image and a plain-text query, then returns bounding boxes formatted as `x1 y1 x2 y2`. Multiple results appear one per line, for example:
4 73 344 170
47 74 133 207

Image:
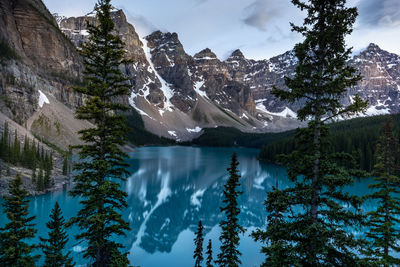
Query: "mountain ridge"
1 1 399 145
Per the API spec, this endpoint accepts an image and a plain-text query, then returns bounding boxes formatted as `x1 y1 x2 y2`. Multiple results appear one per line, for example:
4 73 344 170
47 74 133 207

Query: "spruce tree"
37 167 44 191
13 129 20 165
206 239 213 267
44 167 51 189
364 117 400 266
0 173 38 265
216 153 245 267
31 167 36 184
1 121 10 161
62 155 68 175
253 0 368 265
68 0 132 265
194 220 204 267
40 202 74 267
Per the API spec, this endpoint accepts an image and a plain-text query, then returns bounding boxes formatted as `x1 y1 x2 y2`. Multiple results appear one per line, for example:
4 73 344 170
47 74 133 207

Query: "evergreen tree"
31 167 36 184
40 202 74 267
44 167 51 189
68 0 132 265
253 0 369 265
37 167 44 191
364 117 400 266
0 173 38 265
12 129 20 164
62 155 68 175
206 239 213 267
216 153 245 267
22 135 29 167
1 121 10 160
194 220 204 267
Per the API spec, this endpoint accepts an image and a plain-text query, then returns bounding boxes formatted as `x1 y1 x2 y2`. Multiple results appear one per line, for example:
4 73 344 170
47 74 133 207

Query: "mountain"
54 10 303 141
1 1 400 146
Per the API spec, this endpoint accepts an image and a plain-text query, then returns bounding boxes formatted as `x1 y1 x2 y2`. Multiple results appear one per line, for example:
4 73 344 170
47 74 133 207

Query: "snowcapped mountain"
54 11 303 140
1 0 399 144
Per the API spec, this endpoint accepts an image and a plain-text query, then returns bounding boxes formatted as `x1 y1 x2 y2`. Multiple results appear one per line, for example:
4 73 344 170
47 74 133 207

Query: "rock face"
347 44 400 115
0 0 83 124
1 1 400 143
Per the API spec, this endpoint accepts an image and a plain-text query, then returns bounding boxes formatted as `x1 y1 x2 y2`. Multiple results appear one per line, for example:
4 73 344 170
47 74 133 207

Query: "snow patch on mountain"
38 90 50 108
194 79 207 98
256 102 297 119
186 127 202 133
141 37 175 113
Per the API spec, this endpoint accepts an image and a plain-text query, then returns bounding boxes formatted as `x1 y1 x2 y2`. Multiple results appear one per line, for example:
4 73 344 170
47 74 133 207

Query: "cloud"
357 0 400 28
243 0 279 31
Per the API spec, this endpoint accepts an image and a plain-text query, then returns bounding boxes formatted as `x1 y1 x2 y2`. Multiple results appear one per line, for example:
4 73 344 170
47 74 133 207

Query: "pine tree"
0 173 38 265
40 202 74 267
22 135 29 167
62 155 68 175
44 167 51 189
1 121 10 161
206 239 213 267
37 167 44 191
216 153 245 267
194 220 204 267
364 117 400 266
32 168 36 184
68 0 132 265
253 0 369 265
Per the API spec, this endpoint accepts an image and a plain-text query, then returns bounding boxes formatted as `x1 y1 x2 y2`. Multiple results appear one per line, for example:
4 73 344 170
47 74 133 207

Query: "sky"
43 0 400 60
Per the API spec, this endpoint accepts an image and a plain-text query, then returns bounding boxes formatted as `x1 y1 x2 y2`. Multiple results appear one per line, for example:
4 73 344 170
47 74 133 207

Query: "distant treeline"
0 121 54 190
186 126 295 148
259 114 400 171
125 109 175 146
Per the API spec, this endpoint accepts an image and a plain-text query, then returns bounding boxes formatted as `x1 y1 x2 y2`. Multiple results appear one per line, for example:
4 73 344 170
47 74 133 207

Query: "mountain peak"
229 49 245 59
194 48 217 60
147 31 179 42
366 43 381 50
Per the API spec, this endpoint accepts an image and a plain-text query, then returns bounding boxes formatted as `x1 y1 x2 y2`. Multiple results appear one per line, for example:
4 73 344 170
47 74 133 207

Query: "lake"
0 146 374 266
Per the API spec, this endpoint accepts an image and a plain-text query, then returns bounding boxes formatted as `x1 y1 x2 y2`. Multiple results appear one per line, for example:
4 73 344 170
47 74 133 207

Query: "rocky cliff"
1 1 400 145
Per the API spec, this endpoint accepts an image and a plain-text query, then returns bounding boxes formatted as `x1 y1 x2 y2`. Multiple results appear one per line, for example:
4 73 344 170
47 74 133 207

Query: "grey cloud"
243 0 279 31
358 0 400 27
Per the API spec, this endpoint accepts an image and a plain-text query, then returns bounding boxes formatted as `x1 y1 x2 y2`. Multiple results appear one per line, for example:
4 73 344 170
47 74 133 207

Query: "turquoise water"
0 146 374 266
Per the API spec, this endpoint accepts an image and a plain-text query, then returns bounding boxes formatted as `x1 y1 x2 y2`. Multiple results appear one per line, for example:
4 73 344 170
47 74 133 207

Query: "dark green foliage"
31 168 36 183
187 126 294 148
253 0 368 265
206 239 213 267
259 114 400 171
0 174 38 265
68 0 131 265
364 117 400 266
37 167 44 191
0 122 54 186
216 153 245 267
125 109 175 146
62 155 68 175
0 41 19 62
0 121 10 161
40 202 74 267
194 220 204 267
